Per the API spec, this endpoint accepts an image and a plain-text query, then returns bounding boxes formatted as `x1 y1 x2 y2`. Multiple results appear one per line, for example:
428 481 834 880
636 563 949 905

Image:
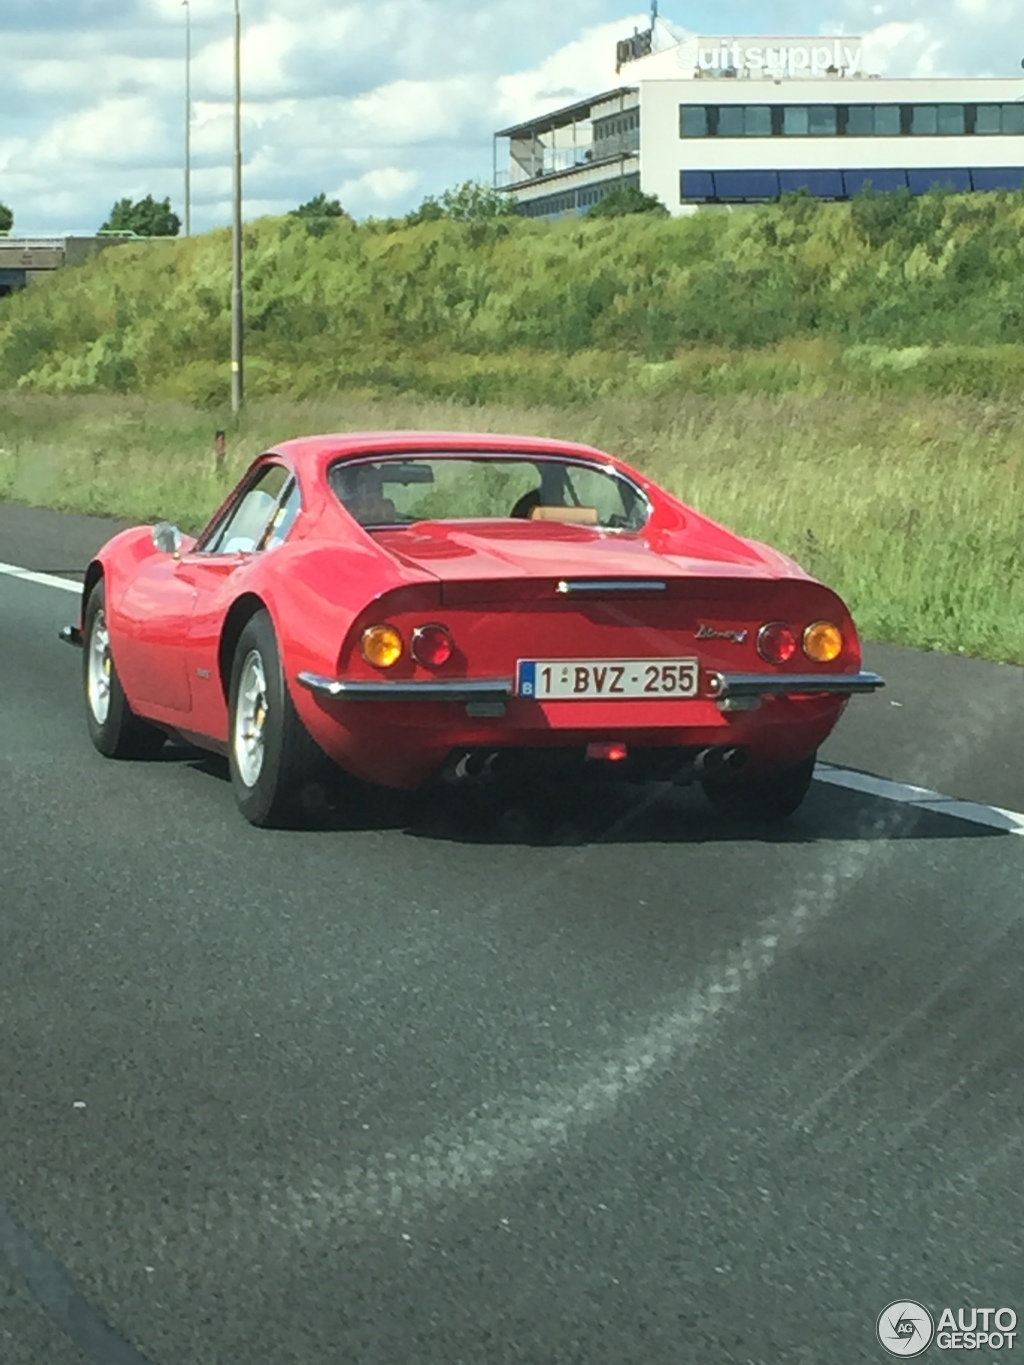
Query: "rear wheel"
83 582 166 759
702 752 817 821
228 610 328 827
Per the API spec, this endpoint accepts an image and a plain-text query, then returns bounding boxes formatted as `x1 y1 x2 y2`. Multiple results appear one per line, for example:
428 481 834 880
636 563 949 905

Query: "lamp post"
231 0 244 415
182 0 191 237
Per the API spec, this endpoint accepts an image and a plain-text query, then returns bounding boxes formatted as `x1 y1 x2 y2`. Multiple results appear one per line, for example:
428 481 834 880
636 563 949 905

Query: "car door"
176 464 299 739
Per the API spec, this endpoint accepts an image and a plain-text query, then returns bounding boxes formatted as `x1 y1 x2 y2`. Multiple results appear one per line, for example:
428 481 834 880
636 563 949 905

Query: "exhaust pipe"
448 751 500 782
692 747 724 777
721 747 747 771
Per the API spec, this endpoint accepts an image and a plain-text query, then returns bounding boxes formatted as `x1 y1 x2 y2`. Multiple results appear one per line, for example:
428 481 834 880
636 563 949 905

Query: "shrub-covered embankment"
3 188 1024 405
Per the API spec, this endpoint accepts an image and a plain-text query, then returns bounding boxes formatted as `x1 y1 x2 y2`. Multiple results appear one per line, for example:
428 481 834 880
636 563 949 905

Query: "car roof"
268 431 626 478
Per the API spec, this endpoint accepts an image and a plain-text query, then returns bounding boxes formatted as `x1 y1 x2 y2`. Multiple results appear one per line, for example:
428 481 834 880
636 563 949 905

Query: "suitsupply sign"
690 36 865 77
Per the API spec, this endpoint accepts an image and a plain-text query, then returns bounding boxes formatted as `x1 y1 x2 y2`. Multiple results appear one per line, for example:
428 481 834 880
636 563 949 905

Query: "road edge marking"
0 560 82 595
816 761 1024 836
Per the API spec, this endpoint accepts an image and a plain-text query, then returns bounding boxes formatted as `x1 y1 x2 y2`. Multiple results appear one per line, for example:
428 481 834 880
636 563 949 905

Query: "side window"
201 464 292 555
562 465 648 530
264 479 301 549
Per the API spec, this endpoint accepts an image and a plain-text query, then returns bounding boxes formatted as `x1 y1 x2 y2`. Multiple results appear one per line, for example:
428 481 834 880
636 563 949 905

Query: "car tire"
228 609 328 828
83 581 167 759
702 751 817 821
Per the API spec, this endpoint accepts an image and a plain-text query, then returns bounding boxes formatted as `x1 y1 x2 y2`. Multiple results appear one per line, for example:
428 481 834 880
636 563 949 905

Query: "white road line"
4 550 1021 834
0 560 82 595
816 762 1024 836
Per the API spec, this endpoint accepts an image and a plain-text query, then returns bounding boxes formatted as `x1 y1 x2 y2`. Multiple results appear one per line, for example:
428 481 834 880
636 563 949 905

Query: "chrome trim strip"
708 670 884 699
297 672 514 702
59 625 83 648
556 579 667 594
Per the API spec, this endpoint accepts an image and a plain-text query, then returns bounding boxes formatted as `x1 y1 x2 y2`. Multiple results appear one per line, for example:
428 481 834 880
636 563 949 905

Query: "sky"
1 0 1021 234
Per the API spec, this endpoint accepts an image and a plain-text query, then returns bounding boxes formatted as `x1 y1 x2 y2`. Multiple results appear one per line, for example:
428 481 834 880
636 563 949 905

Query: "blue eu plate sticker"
518 661 536 697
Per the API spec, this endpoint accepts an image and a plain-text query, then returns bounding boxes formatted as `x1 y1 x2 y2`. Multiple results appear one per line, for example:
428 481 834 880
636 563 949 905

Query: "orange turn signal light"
803 621 843 663
361 624 403 668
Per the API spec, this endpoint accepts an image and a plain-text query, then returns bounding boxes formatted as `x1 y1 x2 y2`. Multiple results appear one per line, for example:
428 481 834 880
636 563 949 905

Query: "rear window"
328 453 650 532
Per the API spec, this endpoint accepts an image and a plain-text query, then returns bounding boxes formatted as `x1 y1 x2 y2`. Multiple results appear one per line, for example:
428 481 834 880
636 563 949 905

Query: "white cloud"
2 2 1024 233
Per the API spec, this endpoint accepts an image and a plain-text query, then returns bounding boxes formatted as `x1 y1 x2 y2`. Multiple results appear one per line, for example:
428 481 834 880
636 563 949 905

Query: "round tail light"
803 621 843 662
411 623 454 668
361 624 403 668
757 622 798 664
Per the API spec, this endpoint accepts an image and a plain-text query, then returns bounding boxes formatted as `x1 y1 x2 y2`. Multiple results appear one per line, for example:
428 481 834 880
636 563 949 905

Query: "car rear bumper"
297 672 514 705
707 669 884 704
293 667 883 788
296 669 884 706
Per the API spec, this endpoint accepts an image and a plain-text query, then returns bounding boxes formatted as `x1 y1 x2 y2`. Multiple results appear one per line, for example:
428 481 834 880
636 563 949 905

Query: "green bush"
2 193 1024 404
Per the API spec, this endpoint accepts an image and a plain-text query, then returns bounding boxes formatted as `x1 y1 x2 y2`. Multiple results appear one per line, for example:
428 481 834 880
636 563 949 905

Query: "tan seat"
528 505 600 526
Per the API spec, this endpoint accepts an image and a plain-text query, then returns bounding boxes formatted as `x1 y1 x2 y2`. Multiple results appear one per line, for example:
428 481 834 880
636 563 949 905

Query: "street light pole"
231 0 244 416
183 0 191 237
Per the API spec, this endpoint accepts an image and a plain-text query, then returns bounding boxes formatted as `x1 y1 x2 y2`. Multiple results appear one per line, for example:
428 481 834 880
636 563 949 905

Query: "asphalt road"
1 501 1023 1364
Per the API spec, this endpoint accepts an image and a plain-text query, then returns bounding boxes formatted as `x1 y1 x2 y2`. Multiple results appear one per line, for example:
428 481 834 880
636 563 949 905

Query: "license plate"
517 658 700 700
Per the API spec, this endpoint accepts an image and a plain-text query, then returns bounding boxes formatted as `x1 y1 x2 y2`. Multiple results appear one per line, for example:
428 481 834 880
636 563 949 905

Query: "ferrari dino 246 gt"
61 431 883 826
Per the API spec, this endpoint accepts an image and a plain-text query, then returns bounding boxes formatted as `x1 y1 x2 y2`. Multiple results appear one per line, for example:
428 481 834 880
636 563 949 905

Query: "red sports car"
60 431 883 826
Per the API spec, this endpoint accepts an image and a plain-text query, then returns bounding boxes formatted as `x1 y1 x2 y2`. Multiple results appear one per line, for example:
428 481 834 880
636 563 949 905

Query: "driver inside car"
336 466 398 526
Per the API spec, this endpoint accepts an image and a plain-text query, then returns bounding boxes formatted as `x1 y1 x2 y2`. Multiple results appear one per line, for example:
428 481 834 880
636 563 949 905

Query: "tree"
587 186 668 218
289 192 351 237
101 195 180 237
406 180 518 225
0 202 12 235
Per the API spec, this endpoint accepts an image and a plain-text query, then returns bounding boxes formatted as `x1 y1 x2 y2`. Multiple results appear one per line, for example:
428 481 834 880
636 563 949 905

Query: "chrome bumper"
297 669 884 706
59 625 83 647
707 670 884 699
296 672 514 703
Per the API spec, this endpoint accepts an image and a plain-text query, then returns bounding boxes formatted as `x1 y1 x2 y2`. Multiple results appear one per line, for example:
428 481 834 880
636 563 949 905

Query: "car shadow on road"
174 745 1009 846
400 779 1009 847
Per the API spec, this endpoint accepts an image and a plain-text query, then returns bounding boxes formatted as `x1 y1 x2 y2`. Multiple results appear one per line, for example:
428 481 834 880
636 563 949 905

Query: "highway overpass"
0 235 137 295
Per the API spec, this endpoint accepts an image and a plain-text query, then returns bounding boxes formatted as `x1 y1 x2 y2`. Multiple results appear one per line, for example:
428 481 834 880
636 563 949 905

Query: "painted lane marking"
816 761 1024 836
5 546 1019 834
0 560 82 595
0 1201 153 1364
3 544 1018 838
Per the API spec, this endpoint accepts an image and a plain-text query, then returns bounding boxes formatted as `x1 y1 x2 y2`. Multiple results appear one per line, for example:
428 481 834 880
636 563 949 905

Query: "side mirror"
152 521 183 556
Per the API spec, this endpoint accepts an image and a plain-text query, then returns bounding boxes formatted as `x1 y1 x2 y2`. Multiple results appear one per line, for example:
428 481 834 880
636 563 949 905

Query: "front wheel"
702 752 817 821
83 582 166 759
228 610 329 827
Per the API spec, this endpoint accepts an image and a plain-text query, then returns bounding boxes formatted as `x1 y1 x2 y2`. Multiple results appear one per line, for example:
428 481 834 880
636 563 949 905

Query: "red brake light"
411 623 454 668
757 622 798 664
587 741 628 762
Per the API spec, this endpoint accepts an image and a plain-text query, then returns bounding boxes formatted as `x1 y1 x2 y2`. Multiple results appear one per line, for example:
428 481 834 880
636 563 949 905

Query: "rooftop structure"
494 22 1024 219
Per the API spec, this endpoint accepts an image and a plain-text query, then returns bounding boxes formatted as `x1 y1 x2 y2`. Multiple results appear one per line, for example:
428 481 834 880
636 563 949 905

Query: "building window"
910 104 939 135
976 104 1001 135
715 105 771 137
678 98 1013 144
782 105 838 136
680 106 711 137
937 104 966 135
874 105 901 136
808 105 838 136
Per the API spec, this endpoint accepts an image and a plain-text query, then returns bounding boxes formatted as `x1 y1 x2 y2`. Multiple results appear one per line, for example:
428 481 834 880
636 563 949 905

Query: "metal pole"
231 0 244 415
183 0 191 237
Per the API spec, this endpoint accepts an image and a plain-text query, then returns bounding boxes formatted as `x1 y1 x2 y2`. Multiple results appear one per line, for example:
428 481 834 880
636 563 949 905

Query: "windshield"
328 453 649 532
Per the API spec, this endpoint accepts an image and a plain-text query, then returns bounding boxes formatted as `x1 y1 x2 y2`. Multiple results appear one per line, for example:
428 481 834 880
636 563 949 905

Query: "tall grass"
3 191 1024 405
2 389 1023 665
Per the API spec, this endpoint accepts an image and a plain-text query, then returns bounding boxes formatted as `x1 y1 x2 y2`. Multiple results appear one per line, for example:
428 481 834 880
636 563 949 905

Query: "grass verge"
1 389 1022 665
